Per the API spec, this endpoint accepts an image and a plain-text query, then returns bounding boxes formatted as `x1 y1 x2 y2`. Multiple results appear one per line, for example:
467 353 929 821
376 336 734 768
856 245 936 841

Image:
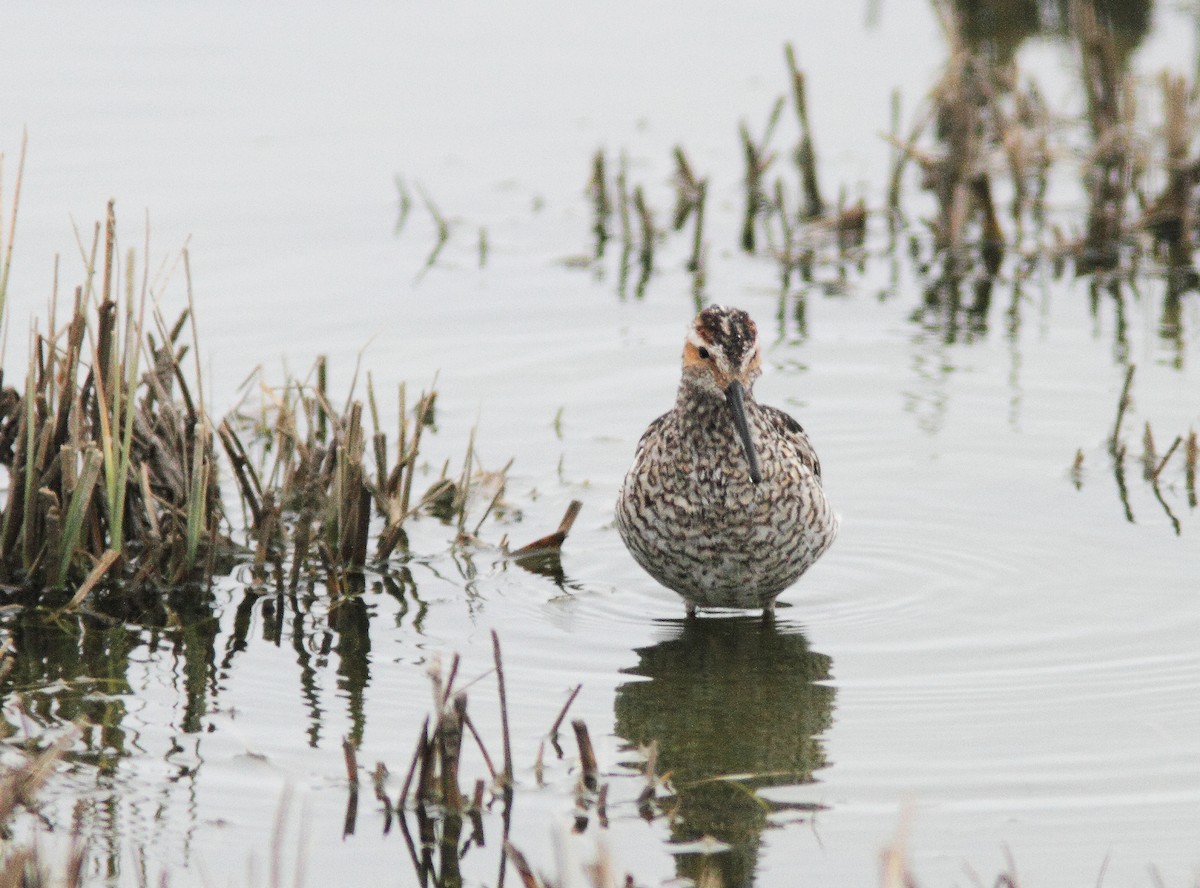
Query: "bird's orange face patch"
683 339 734 390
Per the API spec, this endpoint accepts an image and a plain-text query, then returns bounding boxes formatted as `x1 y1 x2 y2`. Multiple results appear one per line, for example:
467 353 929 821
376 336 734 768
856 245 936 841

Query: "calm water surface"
1 3 1198 887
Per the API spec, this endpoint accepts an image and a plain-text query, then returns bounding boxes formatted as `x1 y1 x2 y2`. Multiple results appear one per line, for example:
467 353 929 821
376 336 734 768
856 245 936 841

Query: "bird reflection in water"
613 615 835 887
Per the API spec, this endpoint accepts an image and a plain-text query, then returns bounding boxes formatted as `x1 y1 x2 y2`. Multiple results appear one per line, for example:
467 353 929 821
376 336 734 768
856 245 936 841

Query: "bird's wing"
759 405 822 480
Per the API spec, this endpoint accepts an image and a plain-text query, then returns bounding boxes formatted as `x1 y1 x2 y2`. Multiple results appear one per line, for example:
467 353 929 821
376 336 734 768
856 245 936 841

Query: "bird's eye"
697 347 710 360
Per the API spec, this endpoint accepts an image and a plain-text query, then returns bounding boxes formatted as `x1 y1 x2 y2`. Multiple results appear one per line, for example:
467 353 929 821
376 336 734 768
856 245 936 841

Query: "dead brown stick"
492 630 513 787
571 719 598 792
547 684 582 740
441 652 461 708
54 548 120 614
439 695 465 812
1151 435 1182 481
504 842 540 888
509 500 583 557
1110 364 1135 453
398 715 430 809
532 683 583 785
1185 430 1198 505
342 736 359 786
461 710 498 782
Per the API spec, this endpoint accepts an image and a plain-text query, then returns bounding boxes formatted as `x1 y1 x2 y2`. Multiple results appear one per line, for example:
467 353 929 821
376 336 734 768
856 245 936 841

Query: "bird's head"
681 305 763 484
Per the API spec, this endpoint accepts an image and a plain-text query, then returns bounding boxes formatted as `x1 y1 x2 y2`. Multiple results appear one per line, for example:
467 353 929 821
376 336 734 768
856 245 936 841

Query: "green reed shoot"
19 347 38 570
185 429 210 572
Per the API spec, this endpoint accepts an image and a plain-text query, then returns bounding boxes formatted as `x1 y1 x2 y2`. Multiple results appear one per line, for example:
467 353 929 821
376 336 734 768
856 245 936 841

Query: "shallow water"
1 3 1199 887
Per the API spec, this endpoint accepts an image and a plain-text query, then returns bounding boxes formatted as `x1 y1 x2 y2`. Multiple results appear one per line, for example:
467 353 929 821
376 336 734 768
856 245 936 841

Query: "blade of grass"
185 426 210 571
20 342 38 569
56 447 103 585
110 258 148 551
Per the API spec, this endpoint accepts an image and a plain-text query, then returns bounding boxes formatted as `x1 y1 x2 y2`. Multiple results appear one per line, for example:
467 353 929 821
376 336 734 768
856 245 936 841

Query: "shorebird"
616 305 837 615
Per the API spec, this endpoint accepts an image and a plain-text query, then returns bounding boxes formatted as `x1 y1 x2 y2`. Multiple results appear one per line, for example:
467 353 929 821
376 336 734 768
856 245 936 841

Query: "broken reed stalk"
571 719 599 792
548 684 582 740
439 694 467 812
1109 364 1136 454
342 737 360 786
461 710 498 783
417 185 450 276
398 715 430 809
671 146 700 232
615 153 632 248
689 179 707 275
394 175 413 235
509 500 583 558
504 842 540 888
395 639 521 873
1186 431 1198 505
631 186 655 276
1151 435 1182 482
493 629 514 788
533 683 582 784
588 149 611 257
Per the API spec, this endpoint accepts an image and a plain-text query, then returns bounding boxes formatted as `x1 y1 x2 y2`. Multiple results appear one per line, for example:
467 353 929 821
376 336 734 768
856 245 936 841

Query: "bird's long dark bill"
724 380 763 484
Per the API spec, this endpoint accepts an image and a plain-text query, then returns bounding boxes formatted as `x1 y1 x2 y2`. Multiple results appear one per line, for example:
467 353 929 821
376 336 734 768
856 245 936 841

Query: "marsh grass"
580 2 1200 325
0 201 226 600
0 199 534 606
368 632 639 888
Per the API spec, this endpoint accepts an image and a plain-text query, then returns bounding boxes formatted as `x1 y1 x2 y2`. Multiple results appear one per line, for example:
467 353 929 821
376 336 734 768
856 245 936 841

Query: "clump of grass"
738 97 784 255
387 634 512 886
0 193 537 601
785 43 825 221
582 149 662 299
364 632 632 888
221 358 532 592
0 203 226 599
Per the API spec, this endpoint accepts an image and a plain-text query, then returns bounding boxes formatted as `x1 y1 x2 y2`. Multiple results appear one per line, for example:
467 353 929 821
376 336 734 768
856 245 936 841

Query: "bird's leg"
761 598 776 619
685 601 697 618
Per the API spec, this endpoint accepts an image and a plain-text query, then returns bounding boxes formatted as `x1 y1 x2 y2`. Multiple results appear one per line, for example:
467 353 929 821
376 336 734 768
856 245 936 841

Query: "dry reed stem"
1109 364 1135 454
504 842 540 888
398 715 430 810
493 630 514 788
1151 435 1182 481
571 719 599 792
